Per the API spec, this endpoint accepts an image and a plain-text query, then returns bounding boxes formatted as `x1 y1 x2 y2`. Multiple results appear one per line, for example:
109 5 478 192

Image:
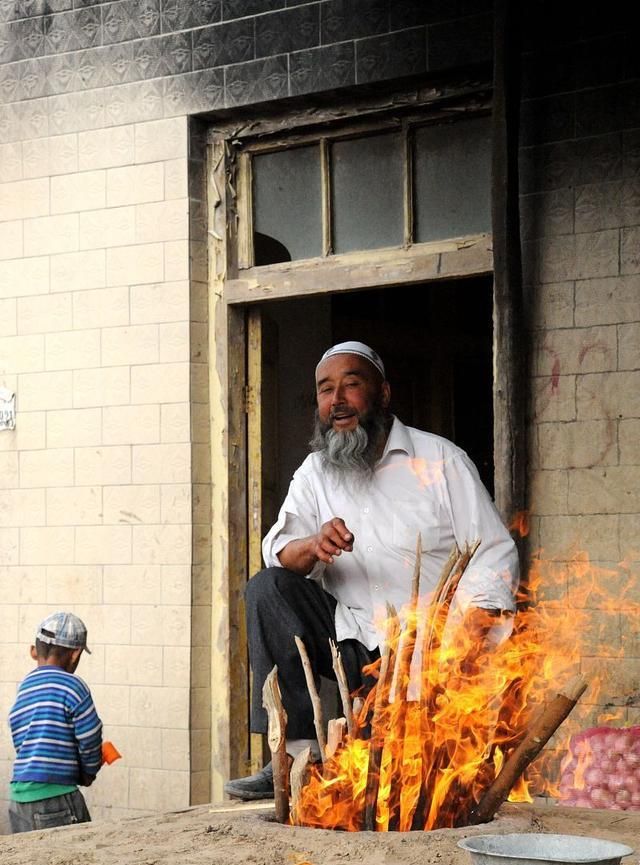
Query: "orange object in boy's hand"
101 741 122 765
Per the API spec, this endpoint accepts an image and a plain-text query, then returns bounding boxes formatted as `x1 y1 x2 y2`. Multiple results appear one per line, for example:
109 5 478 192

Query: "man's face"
315 353 390 431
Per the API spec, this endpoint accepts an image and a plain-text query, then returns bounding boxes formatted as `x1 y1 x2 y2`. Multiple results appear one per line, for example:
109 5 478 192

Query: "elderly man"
224 341 519 800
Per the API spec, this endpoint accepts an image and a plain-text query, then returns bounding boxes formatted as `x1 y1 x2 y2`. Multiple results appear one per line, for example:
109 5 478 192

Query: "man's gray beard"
309 409 389 478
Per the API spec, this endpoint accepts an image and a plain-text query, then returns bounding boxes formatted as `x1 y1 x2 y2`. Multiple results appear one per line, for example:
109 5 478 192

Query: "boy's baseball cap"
36 612 91 654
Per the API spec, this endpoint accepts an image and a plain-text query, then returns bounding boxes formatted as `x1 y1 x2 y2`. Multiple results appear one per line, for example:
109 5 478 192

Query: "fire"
292 543 635 831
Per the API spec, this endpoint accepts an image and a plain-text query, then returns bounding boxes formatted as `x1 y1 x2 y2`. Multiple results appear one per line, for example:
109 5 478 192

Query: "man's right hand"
313 517 354 564
277 517 354 575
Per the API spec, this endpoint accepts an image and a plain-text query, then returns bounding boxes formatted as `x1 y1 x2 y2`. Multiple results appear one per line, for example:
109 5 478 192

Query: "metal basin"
457 834 634 865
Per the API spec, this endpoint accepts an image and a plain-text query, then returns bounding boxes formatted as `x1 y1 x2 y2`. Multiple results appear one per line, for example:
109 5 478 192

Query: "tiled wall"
0 113 198 828
520 4 640 750
1 0 638 828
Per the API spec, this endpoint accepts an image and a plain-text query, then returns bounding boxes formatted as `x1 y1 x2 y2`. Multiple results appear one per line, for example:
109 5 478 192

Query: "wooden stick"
363 605 400 831
294 635 327 760
289 746 313 825
412 541 481 829
330 639 355 738
387 534 422 830
262 666 290 824
326 717 347 758
469 674 588 825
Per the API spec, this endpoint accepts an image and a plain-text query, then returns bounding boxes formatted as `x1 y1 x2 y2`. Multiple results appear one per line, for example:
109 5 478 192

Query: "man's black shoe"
224 761 274 800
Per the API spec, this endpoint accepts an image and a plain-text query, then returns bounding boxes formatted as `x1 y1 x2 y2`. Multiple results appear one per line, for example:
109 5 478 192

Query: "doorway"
262 274 494 530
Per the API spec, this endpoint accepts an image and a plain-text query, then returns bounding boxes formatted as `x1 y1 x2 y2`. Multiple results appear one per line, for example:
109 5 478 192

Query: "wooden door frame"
205 76 523 798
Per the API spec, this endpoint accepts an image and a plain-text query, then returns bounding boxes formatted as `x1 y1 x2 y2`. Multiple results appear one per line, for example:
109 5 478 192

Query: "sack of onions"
558 726 640 810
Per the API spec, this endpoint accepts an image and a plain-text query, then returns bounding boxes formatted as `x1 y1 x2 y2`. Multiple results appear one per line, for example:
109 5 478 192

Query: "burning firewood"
469 673 588 824
262 665 290 824
289 537 590 834
290 746 313 823
330 640 355 738
326 718 348 758
363 604 400 830
294 635 328 760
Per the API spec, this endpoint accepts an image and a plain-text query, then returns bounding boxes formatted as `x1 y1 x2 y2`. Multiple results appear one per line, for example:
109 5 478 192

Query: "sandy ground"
0 801 638 865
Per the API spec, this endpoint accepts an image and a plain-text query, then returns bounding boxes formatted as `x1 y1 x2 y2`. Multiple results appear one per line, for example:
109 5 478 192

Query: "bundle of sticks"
262 537 588 830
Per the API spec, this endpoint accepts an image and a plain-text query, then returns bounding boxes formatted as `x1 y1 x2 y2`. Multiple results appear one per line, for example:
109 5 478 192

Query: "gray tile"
102 0 160 44
14 94 48 137
428 12 492 71
161 0 221 32
225 53 288 106
0 59 21 102
163 67 224 116
289 40 354 96
255 4 319 58
0 103 19 142
18 57 47 98
192 18 254 70
43 7 101 54
356 26 425 85
321 0 387 44
47 52 82 94
11 16 45 59
132 32 191 80
520 93 576 147
222 0 284 21
49 88 104 133
99 41 135 86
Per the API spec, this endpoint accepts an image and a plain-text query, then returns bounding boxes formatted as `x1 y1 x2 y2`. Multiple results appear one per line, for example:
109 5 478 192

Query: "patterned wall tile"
162 67 223 117
18 58 47 99
160 0 221 32
15 0 47 17
289 40 354 97
13 15 45 58
14 94 48 138
49 88 104 134
47 52 83 94
192 19 253 71
222 0 284 21
132 32 191 80
76 45 106 89
43 7 101 53
255 4 319 58
98 41 134 85
224 54 287 107
131 78 164 121
428 12 493 71
0 23 18 63
103 0 160 45
356 26 426 84
0 59 21 102
321 0 388 44
0 103 14 142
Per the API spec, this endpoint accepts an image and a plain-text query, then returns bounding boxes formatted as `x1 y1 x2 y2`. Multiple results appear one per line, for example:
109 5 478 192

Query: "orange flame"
294 548 637 831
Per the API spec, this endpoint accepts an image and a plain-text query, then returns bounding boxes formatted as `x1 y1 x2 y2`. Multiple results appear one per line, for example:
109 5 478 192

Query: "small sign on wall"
0 387 16 430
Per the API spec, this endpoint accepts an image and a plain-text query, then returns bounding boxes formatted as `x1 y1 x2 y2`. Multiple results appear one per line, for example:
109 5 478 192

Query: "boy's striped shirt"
9 666 102 785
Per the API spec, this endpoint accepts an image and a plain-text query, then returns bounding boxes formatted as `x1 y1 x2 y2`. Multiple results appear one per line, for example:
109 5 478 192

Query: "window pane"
414 117 491 243
253 145 322 264
331 132 404 254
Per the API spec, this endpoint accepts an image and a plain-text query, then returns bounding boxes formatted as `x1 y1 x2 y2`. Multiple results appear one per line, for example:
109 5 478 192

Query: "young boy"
8 611 103 833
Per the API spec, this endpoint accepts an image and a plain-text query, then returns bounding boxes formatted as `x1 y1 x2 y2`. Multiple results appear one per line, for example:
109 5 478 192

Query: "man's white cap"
316 341 386 380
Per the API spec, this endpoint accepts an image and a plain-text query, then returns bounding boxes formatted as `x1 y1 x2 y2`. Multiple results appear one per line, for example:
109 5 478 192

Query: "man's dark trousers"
246 567 379 739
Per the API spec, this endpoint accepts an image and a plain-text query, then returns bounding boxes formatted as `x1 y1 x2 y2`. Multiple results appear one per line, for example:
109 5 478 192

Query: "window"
245 115 492 266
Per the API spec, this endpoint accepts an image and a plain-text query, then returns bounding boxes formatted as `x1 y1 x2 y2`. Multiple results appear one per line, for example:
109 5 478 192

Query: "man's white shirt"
262 416 519 652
